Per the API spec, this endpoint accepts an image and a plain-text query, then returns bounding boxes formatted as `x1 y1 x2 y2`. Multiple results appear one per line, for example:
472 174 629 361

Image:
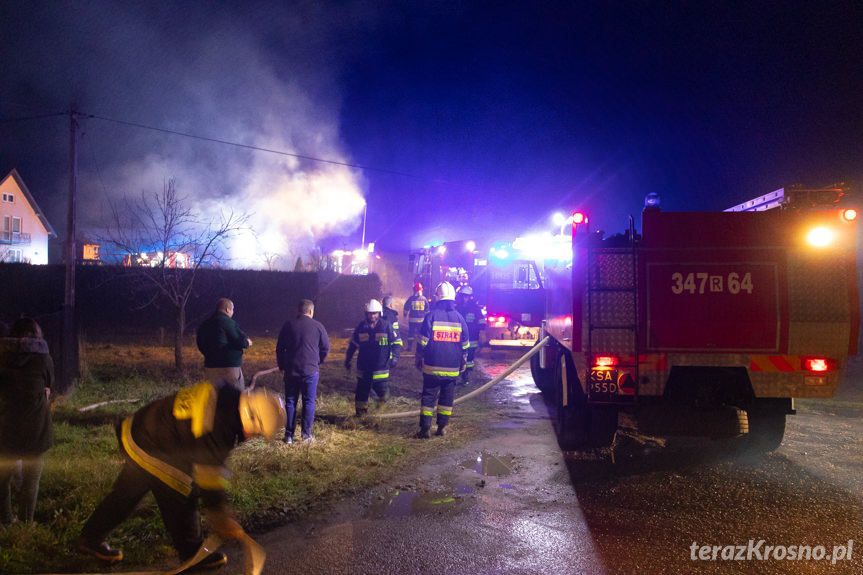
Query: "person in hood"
0 317 54 525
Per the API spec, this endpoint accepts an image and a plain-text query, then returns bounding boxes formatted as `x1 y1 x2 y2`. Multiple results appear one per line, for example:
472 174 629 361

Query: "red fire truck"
532 186 859 451
410 238 548 347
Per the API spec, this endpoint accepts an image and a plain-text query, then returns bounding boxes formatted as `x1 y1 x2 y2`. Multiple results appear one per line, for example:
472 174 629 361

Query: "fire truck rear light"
488 315 508 325
806 226 833 247
803 358 835 372
594 355 618 367
572 212 586 224
842 208 857 222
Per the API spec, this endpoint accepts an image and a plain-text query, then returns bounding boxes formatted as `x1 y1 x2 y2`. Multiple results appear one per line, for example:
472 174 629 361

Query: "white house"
0 169 57 265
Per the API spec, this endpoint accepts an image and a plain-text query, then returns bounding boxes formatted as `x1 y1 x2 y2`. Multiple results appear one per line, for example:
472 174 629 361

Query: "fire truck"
532 186 859 451
410 238 549 347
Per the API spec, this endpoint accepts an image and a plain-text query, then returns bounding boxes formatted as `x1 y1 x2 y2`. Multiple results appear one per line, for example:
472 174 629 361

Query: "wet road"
234 352 863 574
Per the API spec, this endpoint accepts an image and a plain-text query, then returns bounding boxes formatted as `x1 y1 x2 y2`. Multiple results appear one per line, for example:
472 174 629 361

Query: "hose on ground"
377 336 550 419
250 336 551 420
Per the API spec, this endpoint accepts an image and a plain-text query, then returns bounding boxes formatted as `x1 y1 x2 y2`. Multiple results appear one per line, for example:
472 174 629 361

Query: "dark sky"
2 1 861 267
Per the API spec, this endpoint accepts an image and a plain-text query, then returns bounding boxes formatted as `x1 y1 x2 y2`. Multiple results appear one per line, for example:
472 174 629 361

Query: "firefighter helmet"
435 281 456 301
457 285 473 296
413 282 423 293
365 299 383 313
239 389 286 440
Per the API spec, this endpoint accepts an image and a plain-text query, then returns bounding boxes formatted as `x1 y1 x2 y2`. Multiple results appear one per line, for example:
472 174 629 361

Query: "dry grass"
1 336 499 574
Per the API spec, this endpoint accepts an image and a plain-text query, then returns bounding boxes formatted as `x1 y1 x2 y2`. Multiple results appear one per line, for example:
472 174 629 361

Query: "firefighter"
414 282 469 438
345 300 401 416
381 295 403 345
402 283 429 352
75 385 286 570
455 285 486 385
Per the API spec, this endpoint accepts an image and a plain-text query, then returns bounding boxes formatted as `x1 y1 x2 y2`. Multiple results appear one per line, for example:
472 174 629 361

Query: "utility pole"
60 105 79 394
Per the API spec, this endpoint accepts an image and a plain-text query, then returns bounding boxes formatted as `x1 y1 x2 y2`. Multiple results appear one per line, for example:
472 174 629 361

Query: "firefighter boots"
435 425 447 437
75 537 124 563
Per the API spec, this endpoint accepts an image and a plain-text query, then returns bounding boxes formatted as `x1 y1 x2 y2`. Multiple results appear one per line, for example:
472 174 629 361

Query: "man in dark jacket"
196 298 252 390
414 282 469 438
345 300 401 416
276 299 330 444
0 318 54 525
76 384 285 571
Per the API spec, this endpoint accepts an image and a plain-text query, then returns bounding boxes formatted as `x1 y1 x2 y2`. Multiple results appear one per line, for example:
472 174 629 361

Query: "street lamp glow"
552 212 566 227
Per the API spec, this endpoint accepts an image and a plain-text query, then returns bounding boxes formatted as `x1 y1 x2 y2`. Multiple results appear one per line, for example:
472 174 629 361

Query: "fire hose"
251 336 550 419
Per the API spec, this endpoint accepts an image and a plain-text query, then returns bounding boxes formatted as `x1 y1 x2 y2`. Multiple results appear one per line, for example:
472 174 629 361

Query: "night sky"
1 1 861 267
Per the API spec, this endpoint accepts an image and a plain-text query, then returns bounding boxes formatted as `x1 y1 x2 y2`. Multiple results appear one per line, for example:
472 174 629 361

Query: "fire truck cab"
533 186 859 451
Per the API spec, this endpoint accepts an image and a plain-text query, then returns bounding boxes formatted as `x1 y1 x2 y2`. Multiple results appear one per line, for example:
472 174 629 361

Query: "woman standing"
0 318 54 524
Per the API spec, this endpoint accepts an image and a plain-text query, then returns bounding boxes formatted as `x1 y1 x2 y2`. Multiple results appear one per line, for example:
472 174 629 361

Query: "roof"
1 169 58 238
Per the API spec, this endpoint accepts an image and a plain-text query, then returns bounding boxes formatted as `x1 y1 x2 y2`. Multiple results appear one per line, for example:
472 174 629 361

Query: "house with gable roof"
0 169 57 264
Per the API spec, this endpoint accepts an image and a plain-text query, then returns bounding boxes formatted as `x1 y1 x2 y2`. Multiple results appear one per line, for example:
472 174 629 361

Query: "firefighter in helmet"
414 282 469 438
345 299 401 416
403 283 429 352
455 285 486 385
76 385 286 569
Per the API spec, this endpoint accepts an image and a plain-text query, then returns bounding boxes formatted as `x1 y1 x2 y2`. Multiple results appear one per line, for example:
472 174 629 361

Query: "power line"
88 113 426 180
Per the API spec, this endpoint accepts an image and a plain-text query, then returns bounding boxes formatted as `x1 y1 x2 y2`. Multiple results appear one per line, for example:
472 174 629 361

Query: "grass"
0 336 500 573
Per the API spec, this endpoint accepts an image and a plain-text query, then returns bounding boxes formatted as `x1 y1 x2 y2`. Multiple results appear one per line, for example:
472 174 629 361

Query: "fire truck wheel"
530 348 554 394
588 405 618 448
742 409 786 454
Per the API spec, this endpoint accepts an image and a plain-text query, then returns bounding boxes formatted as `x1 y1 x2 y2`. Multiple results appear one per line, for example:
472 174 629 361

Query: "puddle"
477 358 537 406
460 452 515 476
365 489 470 519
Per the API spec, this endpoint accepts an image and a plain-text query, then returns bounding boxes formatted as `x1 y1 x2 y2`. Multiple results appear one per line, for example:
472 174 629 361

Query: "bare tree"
100 178 247 371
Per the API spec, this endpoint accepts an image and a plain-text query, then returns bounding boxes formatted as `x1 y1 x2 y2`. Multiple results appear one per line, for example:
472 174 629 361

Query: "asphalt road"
224 352 863 575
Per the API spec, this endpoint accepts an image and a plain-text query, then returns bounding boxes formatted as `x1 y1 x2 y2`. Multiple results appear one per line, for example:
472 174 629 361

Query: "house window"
12 217 21 234
2 193 13 203
3 248 23 262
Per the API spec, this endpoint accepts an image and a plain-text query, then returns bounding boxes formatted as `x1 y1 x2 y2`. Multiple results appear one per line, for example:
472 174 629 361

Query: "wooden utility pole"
59 106 79 394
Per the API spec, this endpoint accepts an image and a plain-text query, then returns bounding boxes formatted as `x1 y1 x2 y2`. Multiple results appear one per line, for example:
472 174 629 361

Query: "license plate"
590 368 619 395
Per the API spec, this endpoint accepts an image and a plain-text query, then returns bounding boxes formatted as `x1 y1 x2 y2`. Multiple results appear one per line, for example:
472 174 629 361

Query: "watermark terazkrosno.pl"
690 540 853 564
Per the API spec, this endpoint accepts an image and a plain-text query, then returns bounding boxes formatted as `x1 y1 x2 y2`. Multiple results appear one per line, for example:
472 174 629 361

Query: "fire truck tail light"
803 358 835 372
488 315 508 326
842 208 857 222
806 226 834 247
572 212 586 224
593 355 618 367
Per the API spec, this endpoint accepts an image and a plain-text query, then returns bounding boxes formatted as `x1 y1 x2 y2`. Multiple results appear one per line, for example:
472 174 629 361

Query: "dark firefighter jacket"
381 307 403 347
0 336 54 457
403 294 429 326
345 318 401 379
417 301 470 378
120 382 244 511
196 312 249 368
456 299 486 345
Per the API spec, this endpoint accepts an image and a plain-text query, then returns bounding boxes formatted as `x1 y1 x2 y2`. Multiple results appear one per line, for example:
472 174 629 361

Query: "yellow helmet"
239 389 286 440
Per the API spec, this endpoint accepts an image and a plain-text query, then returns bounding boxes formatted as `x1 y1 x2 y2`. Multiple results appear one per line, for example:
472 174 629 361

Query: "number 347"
671 272 753 295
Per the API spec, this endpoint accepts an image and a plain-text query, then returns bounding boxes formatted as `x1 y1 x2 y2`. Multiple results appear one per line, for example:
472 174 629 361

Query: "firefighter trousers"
80 456 203 560
355 372 390 414
419 374 456 430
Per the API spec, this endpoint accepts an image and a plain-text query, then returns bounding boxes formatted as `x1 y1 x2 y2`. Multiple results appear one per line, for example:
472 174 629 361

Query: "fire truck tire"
552 349 590 450
743 409 786 453
530 348 554 394
588 406 618 447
